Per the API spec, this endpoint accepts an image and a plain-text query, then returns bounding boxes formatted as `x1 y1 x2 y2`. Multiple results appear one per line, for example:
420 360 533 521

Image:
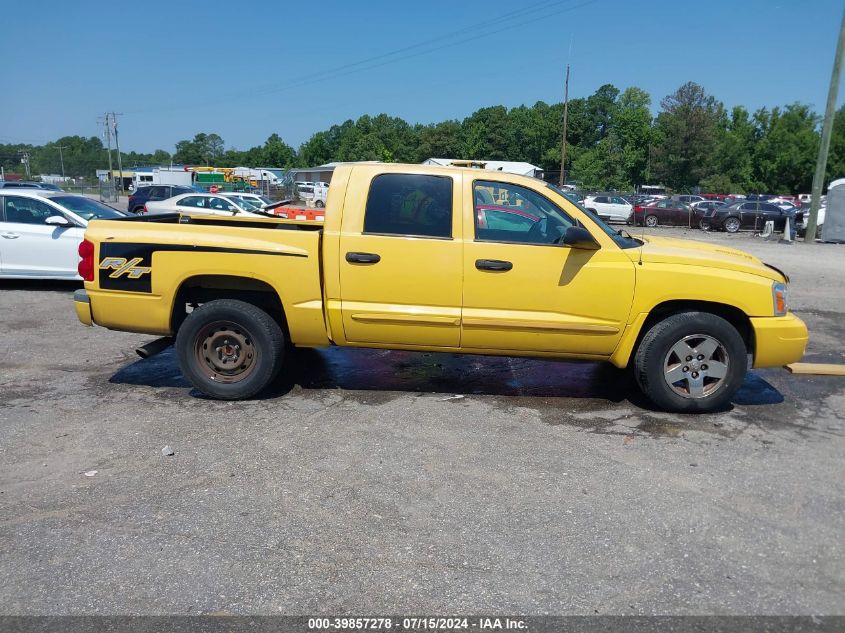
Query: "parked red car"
633 199 706 227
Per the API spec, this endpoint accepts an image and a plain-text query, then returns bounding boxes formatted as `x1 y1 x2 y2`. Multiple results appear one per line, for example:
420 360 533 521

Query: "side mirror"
562 225 600 250
45 215 70 227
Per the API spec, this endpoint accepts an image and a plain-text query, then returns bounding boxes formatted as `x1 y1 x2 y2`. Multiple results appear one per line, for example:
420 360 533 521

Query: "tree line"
2 81 844 194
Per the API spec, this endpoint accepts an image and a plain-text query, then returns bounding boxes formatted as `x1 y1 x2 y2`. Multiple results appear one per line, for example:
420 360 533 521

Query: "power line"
125 0 600 116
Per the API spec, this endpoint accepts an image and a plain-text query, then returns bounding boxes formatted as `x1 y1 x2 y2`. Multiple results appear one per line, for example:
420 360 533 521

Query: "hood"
629 235 785 282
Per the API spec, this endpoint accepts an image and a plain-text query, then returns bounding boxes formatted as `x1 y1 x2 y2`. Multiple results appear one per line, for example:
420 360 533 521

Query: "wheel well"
633 300 753 361
171 275 288 338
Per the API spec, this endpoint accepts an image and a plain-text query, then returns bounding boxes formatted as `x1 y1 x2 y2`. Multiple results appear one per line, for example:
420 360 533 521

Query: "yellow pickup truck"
74 163 808 412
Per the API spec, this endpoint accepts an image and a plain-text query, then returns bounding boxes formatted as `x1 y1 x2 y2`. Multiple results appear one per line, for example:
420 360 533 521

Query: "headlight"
772 282 788 316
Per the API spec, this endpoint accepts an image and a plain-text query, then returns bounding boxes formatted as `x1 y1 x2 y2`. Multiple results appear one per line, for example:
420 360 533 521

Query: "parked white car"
144 193 264 217
0 190 124 279
583 194 633 223
795 206 826 237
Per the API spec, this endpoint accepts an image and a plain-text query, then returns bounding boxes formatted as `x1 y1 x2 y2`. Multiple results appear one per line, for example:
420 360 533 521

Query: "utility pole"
99 114 114 184
559 64 570 187
19 151 31 179
110 112 124 193
805 7 845 242
57 145 68 179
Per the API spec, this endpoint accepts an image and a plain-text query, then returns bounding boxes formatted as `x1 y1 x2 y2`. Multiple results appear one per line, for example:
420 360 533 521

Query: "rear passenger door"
338 171 463 348
740 202 759 229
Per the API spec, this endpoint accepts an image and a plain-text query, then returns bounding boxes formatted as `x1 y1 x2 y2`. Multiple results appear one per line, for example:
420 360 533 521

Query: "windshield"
51 196 124 220
545 183 641 249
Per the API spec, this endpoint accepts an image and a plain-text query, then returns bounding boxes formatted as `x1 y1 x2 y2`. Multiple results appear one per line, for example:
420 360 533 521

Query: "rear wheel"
645 214 658 228
315 200 325 208
175 299 285 400
633 312 746 413
131 206 145 214
699 219 710 230
723 217 741 233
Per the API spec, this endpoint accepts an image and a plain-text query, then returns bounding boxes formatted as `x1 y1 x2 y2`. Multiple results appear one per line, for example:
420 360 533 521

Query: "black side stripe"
98 242 306 293
125 243 308 258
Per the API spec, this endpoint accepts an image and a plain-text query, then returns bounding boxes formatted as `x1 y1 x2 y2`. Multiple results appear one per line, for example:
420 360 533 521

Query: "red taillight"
634 205 643 213
142 204 148 215
78 239 95 282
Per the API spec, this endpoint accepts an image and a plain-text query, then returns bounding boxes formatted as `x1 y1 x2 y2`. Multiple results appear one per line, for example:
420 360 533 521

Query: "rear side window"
363 173 452 238
177 196 206 208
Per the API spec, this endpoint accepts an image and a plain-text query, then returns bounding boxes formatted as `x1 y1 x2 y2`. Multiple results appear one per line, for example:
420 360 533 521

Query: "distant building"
422 158 544 179
286 162 341 185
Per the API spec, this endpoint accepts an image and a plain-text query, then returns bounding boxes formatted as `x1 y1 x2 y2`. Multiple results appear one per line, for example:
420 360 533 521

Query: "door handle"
475 259 513 271
345 251 381 264
1 232 20 239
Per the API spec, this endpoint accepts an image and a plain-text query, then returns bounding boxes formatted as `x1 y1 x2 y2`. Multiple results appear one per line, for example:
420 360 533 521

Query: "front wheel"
175 299 285 400
633 312 747 413
699 219 710 230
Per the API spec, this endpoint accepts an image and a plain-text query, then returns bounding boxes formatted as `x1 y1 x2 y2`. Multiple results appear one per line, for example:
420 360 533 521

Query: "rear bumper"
74 289 93 327
751 313 808 368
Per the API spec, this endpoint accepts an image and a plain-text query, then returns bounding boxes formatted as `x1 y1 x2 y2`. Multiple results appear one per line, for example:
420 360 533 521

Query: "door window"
3 196 59 224
474 181 575 245
610 196 627 205
363 173 452 238
177 196 207 208
208 196 235 211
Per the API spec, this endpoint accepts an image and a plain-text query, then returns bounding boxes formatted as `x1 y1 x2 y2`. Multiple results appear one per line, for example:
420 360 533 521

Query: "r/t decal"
99 257 152 279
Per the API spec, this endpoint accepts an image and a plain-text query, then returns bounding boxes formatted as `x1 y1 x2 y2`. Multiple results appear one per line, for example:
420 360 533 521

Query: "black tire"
723 216 741 233
699 219 710 230
633 312 746 413
131 206 145 214
315 200 325 208
175 299 285 400
645 214 658 228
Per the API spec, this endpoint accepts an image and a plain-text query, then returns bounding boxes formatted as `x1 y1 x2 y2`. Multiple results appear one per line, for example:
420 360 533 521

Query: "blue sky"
1 0 843 153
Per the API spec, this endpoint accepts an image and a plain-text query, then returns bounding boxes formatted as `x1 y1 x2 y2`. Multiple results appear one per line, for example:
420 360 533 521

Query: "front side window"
51 195 122 221
209 196 235 211
3 196 61 225
474 180 575 245
363 173 452 238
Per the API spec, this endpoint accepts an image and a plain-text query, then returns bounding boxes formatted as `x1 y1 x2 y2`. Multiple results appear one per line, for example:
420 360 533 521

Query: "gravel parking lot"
1 228 843 615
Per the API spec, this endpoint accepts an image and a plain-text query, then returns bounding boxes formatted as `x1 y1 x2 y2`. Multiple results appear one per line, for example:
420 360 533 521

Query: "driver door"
462 179 636 355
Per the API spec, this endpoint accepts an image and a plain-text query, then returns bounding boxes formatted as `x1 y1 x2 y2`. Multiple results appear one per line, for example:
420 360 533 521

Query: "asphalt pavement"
0 228 843 615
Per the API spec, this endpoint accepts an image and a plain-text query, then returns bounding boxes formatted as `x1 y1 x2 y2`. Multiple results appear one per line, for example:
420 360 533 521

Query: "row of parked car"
579 192 816 235
126 184 273 216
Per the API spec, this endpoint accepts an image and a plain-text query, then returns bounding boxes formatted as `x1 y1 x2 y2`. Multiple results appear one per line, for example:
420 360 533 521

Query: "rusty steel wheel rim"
193 320 257 384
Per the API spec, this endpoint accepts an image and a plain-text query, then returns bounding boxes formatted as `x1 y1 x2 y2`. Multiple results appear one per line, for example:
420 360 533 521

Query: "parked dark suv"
127 185 194 214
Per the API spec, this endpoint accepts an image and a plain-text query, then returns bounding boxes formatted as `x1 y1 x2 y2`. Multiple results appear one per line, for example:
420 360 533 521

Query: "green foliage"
651 82 722 191
3 82 841 194
752 104 819 193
